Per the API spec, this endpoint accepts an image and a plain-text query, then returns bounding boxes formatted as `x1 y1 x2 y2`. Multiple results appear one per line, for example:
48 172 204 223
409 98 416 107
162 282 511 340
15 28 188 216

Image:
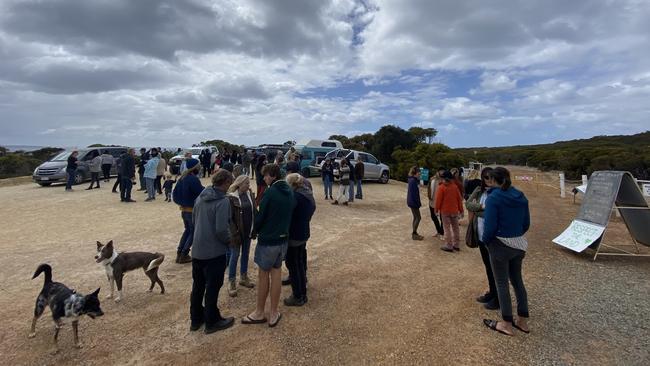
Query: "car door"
365 153 381 179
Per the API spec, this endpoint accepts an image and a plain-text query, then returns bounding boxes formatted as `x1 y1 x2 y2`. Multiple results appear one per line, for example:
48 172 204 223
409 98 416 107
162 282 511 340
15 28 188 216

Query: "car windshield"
189 148 203 155
51 150 87 161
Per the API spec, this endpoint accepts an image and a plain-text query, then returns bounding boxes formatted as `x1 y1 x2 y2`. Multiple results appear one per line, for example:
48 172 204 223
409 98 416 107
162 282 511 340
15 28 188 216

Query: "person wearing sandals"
465 167 499 310
243 164 295 328
407 167 424 241
482 167 530 336
435 170 464 251
227 175 256 297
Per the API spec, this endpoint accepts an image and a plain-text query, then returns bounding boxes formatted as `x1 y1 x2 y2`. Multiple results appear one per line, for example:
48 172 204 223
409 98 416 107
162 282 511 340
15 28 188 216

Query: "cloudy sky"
1 0 649 149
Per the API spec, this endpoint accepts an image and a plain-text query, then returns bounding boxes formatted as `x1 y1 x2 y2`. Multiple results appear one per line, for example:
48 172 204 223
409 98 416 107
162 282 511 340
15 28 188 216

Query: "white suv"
169 146 218 175
320 149 390 184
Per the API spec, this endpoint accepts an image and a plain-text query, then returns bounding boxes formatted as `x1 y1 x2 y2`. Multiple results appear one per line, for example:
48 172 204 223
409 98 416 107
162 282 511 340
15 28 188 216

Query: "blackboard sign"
577 171 624 226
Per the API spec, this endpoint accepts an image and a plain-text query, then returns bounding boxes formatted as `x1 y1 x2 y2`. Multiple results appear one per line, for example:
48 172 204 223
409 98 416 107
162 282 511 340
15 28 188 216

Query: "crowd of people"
407 165 531 337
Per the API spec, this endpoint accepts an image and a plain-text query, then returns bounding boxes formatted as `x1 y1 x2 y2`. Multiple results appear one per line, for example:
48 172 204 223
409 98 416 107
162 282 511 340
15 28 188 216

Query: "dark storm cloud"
1 0 342 61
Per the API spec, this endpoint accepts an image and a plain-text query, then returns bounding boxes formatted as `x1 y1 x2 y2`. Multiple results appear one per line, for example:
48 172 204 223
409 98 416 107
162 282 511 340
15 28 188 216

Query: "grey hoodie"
191 186 231 260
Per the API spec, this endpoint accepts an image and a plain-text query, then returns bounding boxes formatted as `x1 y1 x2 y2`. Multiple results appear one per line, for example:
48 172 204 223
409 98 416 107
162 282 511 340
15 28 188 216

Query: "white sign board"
553 220 606 252
643 184 650 197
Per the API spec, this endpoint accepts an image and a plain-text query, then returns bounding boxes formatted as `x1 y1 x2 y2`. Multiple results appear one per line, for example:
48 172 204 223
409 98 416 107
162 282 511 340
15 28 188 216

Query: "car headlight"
33 167 39 175
59 166 67 172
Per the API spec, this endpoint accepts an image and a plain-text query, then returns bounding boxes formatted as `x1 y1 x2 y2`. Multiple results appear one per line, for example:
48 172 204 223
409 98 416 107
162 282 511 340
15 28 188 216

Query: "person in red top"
435 170 464 252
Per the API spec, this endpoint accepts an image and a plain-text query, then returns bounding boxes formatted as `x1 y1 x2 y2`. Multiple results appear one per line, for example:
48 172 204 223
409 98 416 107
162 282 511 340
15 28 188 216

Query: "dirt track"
0 171 648 365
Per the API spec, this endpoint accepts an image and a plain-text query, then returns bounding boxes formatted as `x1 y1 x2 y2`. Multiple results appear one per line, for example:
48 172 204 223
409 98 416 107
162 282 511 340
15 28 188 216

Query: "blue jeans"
356 180 363 199
177 211 194 255
65 168 76 190
323 176 333 197
228 238 251 280
349 182 355 201
145 177 156 199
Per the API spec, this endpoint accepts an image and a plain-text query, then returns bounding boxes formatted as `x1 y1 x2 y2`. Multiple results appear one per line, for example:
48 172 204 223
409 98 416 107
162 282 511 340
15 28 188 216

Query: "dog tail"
145 254 165 272
32 263 52 284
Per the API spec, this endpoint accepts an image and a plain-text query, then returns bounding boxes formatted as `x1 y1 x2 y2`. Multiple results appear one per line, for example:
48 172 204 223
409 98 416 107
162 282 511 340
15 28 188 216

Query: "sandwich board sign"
553 171 650 260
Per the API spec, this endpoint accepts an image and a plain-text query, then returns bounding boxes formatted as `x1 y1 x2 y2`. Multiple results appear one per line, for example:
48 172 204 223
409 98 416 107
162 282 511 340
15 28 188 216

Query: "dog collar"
105 251 119 265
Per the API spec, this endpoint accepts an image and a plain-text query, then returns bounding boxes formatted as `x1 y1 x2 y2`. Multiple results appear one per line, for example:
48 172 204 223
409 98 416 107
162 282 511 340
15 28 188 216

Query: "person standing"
348 158 356 203
463 169 482 201
321 158 334 200
242 150 252 177
100 150 113 182
163 174 176 202
144 148 160 202
331 159 350 206
427 168 446 239
155 153 167 195
435 170 464 252
451 168 465 199
173 159 204 263
112 151 123 194
482 167 531 336
355 160 364 200
137 148 149 191
243 164 295 328
65 150 79 191
189 169 236 334
86 150 102 190
286 156 312 191
120 149 136 202
407 167 424 241
466 167 499 310
201 149 212 178
254 154 268 206
227 175 256 297
179 151 193 175
284 173 315 306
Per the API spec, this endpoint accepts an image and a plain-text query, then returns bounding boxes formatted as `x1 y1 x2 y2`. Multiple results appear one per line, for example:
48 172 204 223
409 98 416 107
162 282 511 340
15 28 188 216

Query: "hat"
185 158 200 171
441 170 453 180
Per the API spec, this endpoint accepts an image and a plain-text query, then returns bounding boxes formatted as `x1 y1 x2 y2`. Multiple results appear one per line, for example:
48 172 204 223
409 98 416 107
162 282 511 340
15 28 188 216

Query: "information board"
553 220 606 252
643 184 650 197
577 171 624 226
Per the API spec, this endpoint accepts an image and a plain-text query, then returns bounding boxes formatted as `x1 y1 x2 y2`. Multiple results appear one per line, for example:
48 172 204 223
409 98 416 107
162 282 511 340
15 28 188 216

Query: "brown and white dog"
95 240 165 302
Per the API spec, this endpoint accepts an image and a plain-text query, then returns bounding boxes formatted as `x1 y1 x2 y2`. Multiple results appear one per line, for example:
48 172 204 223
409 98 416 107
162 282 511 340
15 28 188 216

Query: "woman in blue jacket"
407 167 424 241
482 167 531 336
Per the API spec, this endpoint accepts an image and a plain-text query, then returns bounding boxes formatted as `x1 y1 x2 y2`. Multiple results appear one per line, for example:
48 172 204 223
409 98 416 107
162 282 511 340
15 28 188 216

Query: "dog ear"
106 240 113 248
91 288 101 296
96 241 102 250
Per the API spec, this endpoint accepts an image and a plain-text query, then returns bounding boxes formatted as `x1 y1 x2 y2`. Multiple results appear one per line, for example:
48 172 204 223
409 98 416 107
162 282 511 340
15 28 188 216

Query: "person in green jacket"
243 163 295 328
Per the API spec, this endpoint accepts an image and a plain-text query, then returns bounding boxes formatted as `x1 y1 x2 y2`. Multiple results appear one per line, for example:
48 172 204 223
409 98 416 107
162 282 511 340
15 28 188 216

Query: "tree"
392 144 464 181
408 127 438 144
199 139 242 154
371 125 417 164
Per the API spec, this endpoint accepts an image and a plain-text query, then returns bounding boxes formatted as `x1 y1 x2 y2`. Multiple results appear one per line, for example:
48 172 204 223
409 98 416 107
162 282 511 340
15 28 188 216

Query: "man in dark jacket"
190 169 235 334
348 159 356 202
173 159 204 263
137 148 149 191
243 164 295 328
119 149 136 202
284 174 316 306
355 160 364 199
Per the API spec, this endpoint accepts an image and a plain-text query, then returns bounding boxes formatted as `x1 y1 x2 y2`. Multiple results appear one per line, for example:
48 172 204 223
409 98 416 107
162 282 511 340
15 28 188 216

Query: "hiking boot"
205 317 234 334
228 280 237 297
440 246 454 252
331 201 339 205
239 274 255 288
484 299 500 310
412 233 424 241
175 253 180 264
283 295 305 307
145 197 155 202
178 254 192 264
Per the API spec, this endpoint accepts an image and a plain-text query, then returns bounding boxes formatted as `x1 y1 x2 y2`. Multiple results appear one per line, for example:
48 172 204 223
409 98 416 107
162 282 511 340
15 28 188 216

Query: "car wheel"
380 171 389 184
38 182 52 187
74 171 84 185
301 167 311 178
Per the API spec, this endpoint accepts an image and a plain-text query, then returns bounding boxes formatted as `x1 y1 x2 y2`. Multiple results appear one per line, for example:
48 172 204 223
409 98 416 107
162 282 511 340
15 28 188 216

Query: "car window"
357 153 368 162
110 149 125 158
367 154 378 164
322 141 337 148
82 150 99 161
337 150 350 158
324 150 338 159
51 151 72 161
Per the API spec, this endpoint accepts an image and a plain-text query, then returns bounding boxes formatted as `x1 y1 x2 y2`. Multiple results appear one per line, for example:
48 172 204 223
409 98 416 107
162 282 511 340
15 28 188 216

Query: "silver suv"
32 147 127 186
320 149 390 184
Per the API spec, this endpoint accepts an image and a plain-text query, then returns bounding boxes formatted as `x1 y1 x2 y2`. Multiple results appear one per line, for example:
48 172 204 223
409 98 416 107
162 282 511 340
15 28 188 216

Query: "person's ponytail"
489 167 512 190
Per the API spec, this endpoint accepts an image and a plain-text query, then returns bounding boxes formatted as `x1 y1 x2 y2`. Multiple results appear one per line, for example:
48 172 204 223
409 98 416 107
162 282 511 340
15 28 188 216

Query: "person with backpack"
173 159 204 263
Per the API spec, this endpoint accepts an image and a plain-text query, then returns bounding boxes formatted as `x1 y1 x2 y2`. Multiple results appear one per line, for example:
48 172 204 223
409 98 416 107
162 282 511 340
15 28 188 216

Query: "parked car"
32 147 128 186
293 139 342 177
168 146 218 175
319 148 390 184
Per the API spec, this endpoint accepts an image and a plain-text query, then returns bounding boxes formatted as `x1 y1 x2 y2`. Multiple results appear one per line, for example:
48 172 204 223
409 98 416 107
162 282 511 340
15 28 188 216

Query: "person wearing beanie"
172 158 204 263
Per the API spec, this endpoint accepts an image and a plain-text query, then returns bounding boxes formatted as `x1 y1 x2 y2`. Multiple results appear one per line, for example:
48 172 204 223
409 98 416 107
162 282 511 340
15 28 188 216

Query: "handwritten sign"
553 220 606 252
577 171 623 226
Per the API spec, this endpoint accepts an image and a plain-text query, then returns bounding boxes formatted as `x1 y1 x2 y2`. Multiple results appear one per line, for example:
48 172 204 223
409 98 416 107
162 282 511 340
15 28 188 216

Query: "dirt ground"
0 170 648 366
